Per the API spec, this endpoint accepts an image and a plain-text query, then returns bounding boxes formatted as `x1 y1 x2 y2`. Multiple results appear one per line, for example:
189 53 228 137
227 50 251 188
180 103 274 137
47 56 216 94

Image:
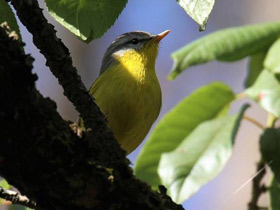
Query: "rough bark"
0 186 36 208
0 1 184 210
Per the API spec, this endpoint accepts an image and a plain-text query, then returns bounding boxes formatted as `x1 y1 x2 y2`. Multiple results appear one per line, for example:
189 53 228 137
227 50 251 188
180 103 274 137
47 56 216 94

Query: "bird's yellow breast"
89 50 161 153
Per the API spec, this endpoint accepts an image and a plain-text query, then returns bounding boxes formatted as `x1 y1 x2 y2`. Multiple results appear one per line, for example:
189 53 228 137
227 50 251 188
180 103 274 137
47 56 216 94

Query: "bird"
80 30 170 154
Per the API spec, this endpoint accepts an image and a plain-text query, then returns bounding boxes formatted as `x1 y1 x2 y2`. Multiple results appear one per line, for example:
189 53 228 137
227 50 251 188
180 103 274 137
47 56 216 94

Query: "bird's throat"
113 49 157 83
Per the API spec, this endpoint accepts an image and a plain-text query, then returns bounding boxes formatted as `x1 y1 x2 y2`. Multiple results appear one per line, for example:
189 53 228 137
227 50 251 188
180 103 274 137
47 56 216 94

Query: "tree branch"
0 187 36 209
9 0 109 133
10 0 127 176
0 3 184 210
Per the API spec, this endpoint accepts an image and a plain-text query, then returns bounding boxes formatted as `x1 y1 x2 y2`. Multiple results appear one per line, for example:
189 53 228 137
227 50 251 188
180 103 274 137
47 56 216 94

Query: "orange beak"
154 30 171 42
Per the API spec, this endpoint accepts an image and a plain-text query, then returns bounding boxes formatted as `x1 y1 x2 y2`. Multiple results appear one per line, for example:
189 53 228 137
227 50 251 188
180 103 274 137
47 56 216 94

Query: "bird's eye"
130 38 139 45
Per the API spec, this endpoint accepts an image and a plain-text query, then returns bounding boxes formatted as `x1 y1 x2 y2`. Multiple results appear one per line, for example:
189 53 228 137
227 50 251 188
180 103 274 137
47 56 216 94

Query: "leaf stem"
236 92 248 100
243 115 264 130
266 113 277 128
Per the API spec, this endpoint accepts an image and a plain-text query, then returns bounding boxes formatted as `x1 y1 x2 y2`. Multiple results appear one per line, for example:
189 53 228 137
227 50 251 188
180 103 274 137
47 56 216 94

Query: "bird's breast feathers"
89 63 161 152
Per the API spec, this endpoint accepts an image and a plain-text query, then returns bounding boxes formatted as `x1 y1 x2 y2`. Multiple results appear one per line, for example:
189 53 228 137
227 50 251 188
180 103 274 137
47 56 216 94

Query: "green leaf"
264 37 280 74
176 0 215 31
0 1 22 40
134 82 235 189
158 105 248 203
45 0 128 42
9 205 30 210
245 51 267 88
269 177 280 210
0 178 11 205
169 22 280 80
246 70 280 117
260 128 280 183
0 178 11 189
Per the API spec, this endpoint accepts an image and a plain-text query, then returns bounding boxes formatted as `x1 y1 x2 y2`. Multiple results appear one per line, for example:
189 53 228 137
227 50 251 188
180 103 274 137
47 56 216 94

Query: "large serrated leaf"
246 70 280 117
176 0 215 31
0 1 22 40
45 0 127 42
245 51 267 88
260 128 280 183
169 22 280 80
269 177 280 210
264 37 280 74
134 82 235 189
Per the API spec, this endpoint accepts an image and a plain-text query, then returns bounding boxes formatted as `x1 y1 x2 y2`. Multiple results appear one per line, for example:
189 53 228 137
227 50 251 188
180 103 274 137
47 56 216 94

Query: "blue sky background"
17 0 280 209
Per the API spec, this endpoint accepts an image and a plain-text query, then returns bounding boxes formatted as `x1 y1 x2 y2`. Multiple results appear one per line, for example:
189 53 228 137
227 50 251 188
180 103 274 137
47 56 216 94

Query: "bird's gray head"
100 30 170 74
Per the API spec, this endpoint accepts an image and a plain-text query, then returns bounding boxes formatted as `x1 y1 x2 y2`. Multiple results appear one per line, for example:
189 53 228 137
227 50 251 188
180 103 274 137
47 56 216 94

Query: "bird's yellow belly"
91 67 161 153
112 86 160 152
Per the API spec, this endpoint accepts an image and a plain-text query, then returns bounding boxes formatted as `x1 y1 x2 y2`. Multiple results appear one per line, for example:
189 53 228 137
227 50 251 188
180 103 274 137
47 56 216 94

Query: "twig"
0 187 36 209
248 160 267 210
243 115 265 130
236 92 248 100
